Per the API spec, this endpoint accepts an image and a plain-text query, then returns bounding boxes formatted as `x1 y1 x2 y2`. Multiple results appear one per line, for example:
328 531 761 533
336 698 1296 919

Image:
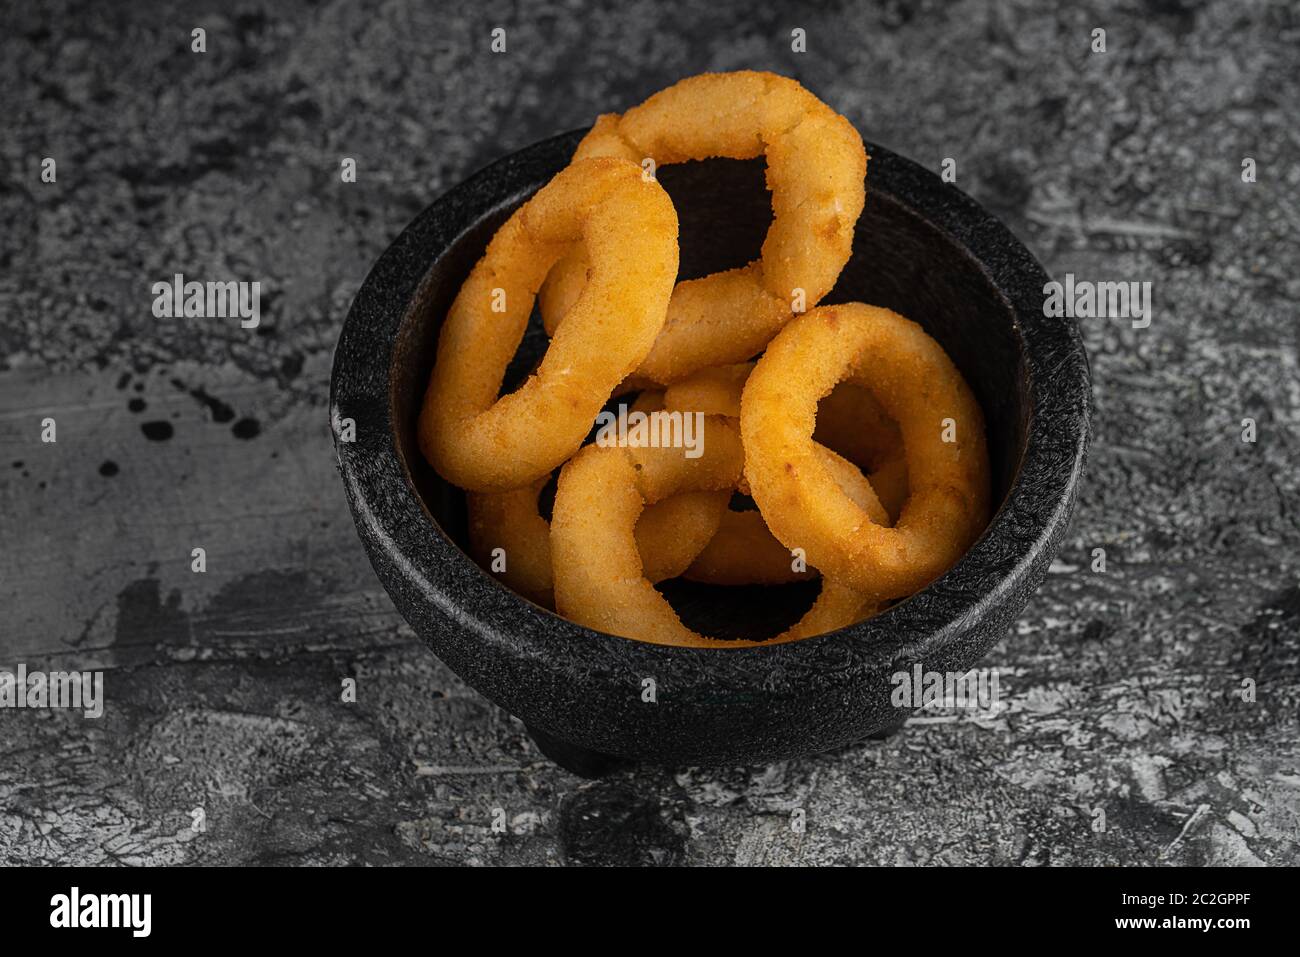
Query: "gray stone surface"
1 0 1297 865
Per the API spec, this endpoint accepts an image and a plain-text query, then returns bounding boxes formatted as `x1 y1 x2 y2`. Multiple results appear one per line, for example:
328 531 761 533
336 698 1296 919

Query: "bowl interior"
389 156 1028 640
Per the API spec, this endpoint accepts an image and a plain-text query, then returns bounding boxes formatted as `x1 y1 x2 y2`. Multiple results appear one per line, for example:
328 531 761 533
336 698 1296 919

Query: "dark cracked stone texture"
1 0 1298 865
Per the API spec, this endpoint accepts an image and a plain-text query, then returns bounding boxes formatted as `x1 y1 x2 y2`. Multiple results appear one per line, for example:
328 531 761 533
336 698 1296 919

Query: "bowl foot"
526 724 630 778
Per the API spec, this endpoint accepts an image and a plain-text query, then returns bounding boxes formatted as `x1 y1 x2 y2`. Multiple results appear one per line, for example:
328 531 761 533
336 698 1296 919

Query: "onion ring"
682 509 814 586
419 158 679 490
539 71 866 383
660 372 909 522
467 479 727 607
814 381 909 522
682 428 893 589
466 389 728 605
467 478 555 608
551 416 879 646
675 435 890 589
662 362 751 419
657 363 893 587
741 303 991 600
622 390 731 582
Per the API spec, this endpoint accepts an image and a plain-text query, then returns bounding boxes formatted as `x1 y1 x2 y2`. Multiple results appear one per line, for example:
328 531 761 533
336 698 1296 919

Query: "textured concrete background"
1 0 1298 865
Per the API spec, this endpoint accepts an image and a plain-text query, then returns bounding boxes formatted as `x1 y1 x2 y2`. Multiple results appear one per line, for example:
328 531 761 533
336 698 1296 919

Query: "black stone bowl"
331 130 1090 775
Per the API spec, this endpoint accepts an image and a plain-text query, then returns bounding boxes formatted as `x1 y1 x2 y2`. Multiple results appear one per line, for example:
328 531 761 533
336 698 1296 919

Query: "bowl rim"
331 129 1090 691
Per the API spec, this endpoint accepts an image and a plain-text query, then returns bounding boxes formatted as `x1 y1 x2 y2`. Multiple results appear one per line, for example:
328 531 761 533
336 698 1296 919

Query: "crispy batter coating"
467 480 727 608
539 71 867 384
662 362 752 419
682 437 891 588
660 363 894 588
551 415 879 646
741 304 991 600
466 387 729 605
467 478 555 608
814 381 909 522
681 509 813 585
419 158 678 490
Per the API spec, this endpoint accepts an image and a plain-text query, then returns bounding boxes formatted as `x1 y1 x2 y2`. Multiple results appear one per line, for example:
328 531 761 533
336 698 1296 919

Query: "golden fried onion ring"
658 363 896 587
681 509 812 585
539 71 867 383
551 416 879 647
467 480 727 607
680 434 892 590
467 389 728 605
814 381 909 523
419 158 678 490
741 304 991 600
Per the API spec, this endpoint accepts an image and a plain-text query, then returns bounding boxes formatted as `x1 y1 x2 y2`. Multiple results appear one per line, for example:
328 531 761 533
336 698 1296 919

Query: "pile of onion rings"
420 71 991 648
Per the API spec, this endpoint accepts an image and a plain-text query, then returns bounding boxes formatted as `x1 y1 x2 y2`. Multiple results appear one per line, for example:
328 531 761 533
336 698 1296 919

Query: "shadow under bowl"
331 130 1091 773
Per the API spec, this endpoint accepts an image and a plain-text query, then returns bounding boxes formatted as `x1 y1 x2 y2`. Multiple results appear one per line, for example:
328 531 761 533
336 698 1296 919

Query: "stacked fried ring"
419 71 991 648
